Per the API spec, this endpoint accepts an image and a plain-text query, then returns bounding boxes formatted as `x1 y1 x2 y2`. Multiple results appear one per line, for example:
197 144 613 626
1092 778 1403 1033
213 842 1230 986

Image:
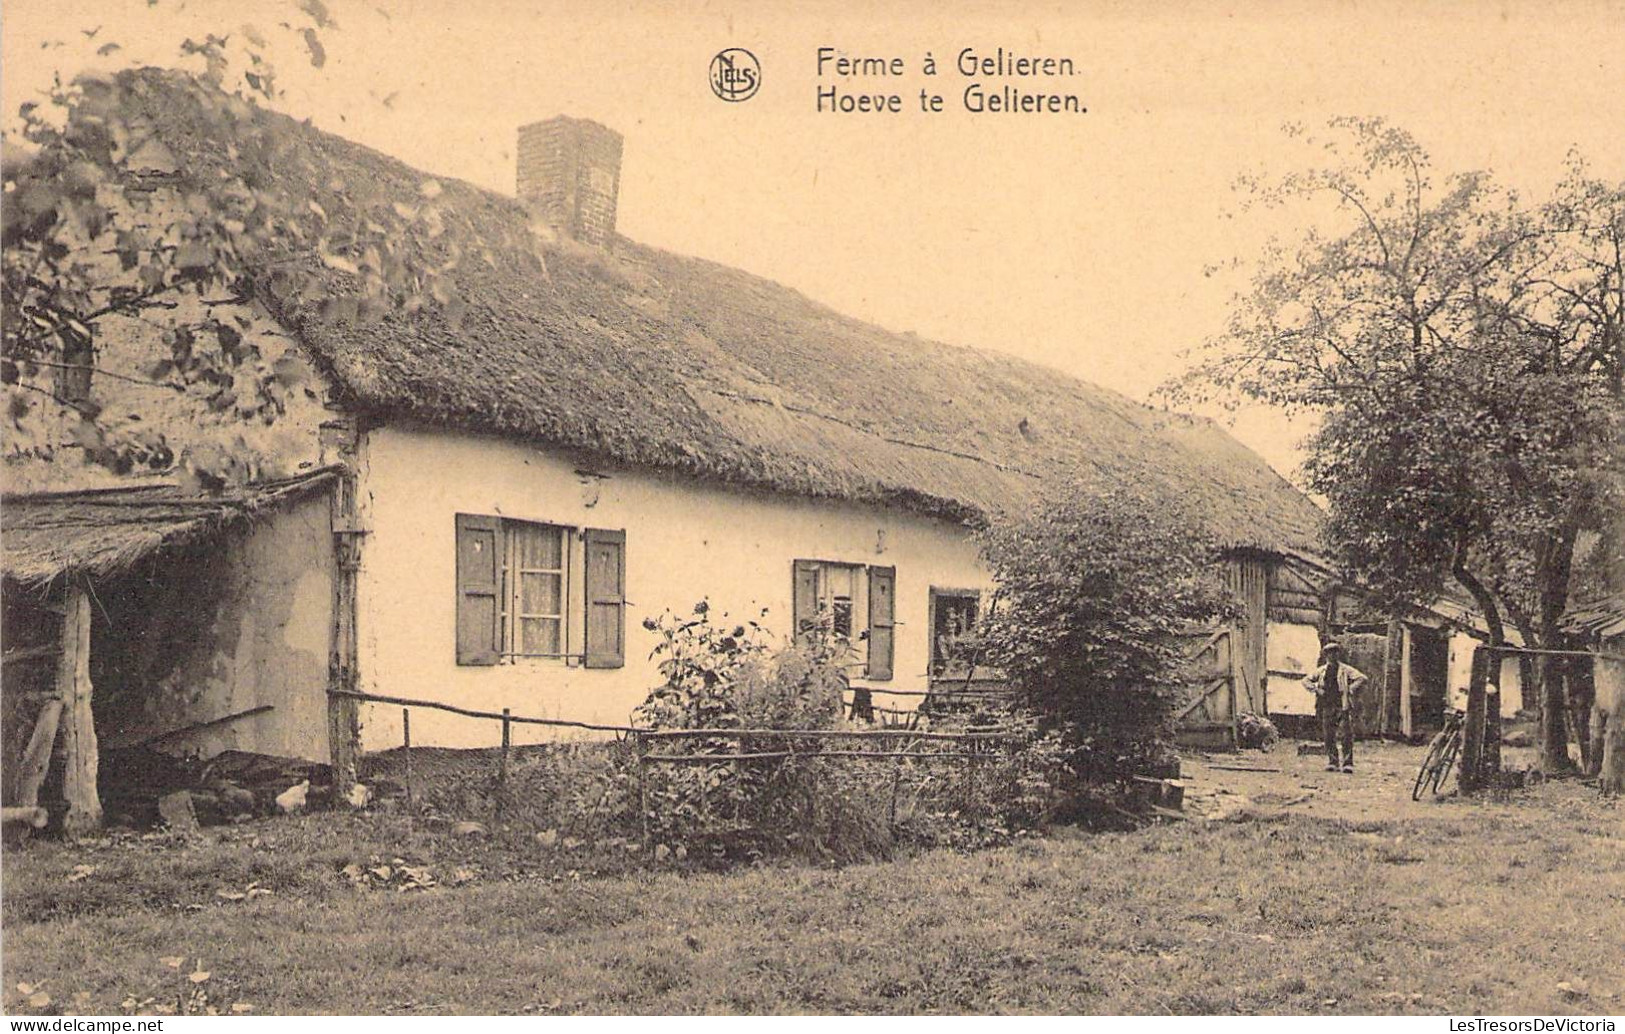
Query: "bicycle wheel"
1412 732 1449 801
1430 731 1462 796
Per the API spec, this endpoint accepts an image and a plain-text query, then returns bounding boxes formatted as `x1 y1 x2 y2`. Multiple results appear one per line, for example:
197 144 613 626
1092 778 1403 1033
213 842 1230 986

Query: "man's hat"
1322 639 1345 654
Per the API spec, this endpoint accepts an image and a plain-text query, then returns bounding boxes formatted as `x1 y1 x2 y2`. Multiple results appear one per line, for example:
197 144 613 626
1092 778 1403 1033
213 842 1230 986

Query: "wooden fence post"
497 708 511 822
59 586 101 833
732 733 742 829
635 732 650 845
888 750 904 830
402 708 414 815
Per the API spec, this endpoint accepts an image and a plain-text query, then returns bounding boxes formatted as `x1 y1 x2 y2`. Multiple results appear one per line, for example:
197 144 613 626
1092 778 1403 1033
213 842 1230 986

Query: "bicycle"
1412 708 1465 800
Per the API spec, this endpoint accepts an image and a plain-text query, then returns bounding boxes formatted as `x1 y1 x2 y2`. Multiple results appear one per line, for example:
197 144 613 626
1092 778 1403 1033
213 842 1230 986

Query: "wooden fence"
331 689 1032 838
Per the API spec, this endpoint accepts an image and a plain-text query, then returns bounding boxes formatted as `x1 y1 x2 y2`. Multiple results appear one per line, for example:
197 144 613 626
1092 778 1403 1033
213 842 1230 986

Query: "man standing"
1305 640 1367 772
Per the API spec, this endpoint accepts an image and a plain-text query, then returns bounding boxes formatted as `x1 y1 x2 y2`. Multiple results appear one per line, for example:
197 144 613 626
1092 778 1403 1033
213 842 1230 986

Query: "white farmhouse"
4 71 1341 826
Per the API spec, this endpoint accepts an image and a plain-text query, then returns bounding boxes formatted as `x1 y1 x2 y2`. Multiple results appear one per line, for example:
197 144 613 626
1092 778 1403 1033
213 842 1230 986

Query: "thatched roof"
1 468 338 588
1562 594 1625 641
86 70 1325 552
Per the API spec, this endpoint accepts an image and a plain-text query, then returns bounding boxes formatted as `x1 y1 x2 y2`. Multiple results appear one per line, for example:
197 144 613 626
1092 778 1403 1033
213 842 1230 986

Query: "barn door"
1224 559 1269 716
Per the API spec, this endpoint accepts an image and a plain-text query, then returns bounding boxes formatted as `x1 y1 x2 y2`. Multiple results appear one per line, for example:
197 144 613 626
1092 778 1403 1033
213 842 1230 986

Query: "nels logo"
709 48 761 102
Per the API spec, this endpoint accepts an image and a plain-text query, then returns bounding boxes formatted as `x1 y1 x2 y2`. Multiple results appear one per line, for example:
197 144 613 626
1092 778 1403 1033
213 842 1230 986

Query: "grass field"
3 743 1622 1016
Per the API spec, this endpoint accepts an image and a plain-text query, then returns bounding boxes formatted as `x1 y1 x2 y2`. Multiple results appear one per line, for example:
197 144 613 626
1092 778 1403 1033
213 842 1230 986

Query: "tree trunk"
1600 652 1624 792
1535 523 1580 773
1453 550 1503 794
1602 709 1624 795
1589 702 1607 780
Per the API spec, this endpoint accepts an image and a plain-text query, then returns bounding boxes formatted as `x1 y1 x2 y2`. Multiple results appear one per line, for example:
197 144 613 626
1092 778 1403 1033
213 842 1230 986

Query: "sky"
5 0 1625 483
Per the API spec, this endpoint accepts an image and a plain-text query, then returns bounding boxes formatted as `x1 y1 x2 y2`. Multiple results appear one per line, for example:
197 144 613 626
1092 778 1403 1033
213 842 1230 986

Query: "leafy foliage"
626 602 1069 861
2 16 460 486
1164 119 1624 771
977 486 1237 782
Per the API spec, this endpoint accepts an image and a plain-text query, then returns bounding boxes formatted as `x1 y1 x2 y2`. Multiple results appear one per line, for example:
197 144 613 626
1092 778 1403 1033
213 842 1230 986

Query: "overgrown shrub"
632 601 883 861
977 486 1238 788
501 741 640 838
628 602 1068 861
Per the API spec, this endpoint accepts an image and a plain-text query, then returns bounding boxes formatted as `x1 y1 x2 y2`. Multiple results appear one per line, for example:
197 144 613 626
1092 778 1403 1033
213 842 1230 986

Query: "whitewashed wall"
1447 631 1524 717
354 426 994 749
1265 621 1322 716
99 493 336 764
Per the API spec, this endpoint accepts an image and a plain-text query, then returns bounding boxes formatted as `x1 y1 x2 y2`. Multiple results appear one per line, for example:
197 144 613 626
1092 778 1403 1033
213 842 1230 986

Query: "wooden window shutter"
793 560 820 641
455 514 501 666
867 565 896 680
583 528 626 669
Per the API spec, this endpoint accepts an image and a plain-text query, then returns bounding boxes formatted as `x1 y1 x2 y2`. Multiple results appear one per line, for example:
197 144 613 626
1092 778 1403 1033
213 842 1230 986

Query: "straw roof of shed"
67 70 1325 552
1 468 338 588
1562 594 1625 641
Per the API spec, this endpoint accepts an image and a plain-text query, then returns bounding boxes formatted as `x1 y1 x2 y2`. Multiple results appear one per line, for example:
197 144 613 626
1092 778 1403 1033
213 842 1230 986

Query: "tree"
1165 119 1622 781
2 11 467 488
976 486 1237 785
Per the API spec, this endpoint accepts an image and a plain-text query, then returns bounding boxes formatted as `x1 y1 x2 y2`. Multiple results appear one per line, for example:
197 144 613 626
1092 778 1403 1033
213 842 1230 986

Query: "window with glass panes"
502 520 568 657
456 514 624 668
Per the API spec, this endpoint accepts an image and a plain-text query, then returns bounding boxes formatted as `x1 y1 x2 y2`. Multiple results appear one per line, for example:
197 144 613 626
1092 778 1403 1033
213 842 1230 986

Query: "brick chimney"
517 116 623 246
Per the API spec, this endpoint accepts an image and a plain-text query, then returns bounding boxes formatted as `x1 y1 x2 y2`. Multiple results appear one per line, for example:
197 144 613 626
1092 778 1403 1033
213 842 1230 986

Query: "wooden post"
1399 624 1414 739
732 734 742 830
888 752 904 830
1382 619 1405 738
58 586 101 833
1484 678 1502 782
15 698 63 811
323 420 365 800
497 708 511 822
635 731 650 845
402 708 414 815
1227 629 1240 750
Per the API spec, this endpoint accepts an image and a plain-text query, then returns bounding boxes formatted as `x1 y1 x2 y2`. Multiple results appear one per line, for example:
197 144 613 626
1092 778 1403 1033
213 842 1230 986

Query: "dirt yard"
3 739 1622 1016
1179 736 1547 823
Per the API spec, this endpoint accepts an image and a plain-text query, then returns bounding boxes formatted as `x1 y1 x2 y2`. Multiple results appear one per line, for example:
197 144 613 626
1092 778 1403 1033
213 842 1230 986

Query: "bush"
632 602 886 861
977 486 1237 786
628 602 1069 861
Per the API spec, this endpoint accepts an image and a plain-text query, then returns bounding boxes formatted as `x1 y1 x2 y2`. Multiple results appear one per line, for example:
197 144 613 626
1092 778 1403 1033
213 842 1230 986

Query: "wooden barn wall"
1266 559 1326 627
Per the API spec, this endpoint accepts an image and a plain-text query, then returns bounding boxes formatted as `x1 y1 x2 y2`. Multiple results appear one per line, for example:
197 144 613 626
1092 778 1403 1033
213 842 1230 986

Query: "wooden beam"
1399 624 1414 739
58 586 101 832
323 419 363 798
1 807 49 829
1382 618 1404 737
14 698 63 809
